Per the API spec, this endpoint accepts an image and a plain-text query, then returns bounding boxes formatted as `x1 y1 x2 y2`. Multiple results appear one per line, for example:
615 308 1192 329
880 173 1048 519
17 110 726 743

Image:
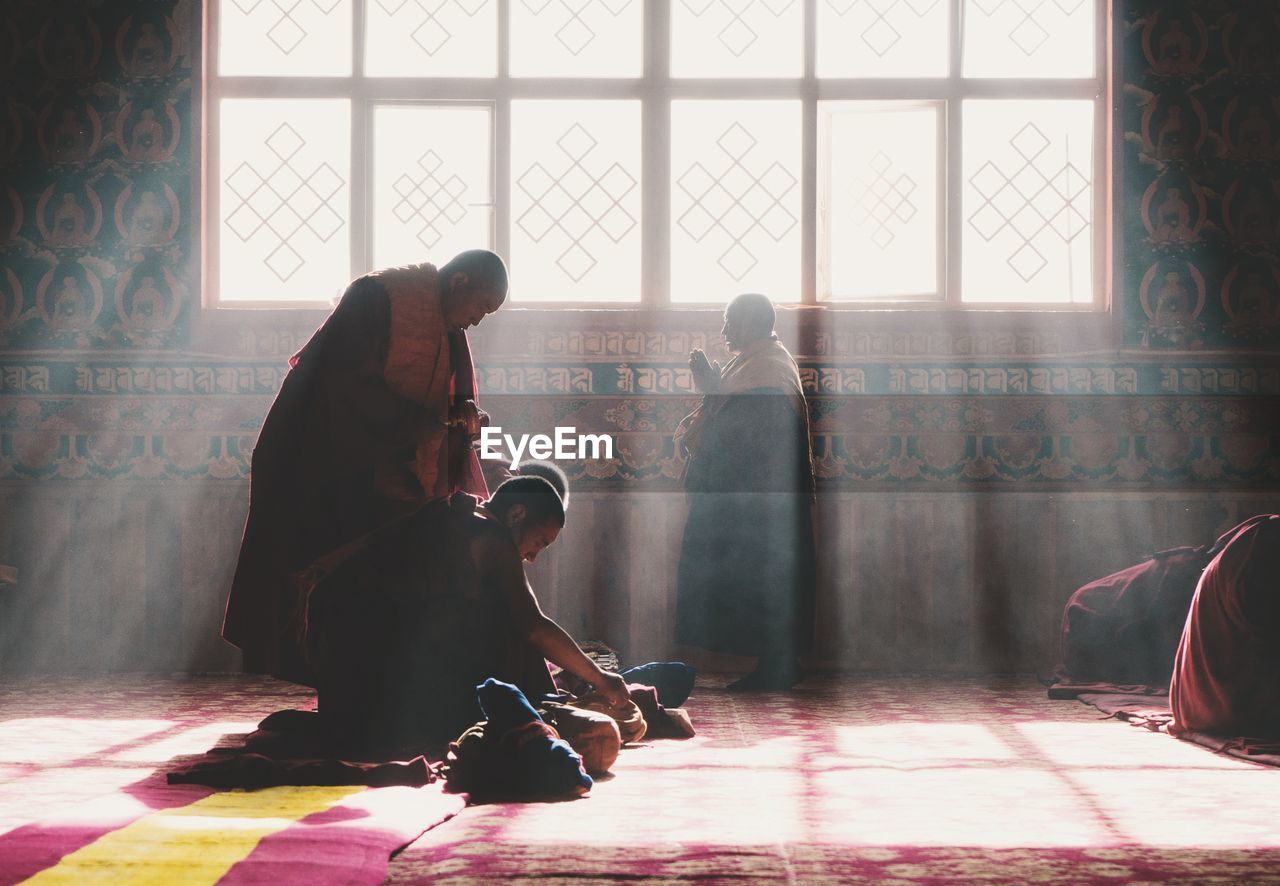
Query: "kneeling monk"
1170 514 1280 738
304 476 631 751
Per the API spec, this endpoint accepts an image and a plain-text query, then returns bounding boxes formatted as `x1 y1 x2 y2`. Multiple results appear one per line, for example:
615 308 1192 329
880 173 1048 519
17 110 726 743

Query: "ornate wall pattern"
0 0 193 352
1122 0 1280 349
1 354 1278 487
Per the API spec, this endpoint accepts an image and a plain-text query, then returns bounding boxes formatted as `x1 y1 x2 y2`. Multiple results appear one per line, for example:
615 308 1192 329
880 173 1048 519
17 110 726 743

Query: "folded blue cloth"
619 662 697 707
477 676 544 733
446 678 592 800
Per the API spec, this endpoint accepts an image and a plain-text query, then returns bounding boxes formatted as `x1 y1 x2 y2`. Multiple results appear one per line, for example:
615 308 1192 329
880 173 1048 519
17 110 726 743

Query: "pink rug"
0 677 463 885
1074 691 1280 769
391 676 1280 883
6 675 1280 884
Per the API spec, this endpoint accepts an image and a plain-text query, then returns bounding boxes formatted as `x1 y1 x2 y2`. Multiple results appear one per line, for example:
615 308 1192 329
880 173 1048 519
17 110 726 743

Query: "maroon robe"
1054 545 1214 687
223 264 488 685
1170 514 1280 737
304 493 556 751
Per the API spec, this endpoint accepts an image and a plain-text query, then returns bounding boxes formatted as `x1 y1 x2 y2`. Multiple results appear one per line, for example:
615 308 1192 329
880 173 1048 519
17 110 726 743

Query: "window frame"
204 0 1111 312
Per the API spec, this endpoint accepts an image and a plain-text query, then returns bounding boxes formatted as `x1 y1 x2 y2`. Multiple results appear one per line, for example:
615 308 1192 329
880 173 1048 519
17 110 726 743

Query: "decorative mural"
1 345 1277 486
1123 0 1280 349
0 0 1277 492
0 0 193 351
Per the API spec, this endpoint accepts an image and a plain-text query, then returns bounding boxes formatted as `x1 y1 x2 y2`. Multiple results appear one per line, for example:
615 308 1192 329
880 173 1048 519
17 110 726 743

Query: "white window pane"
672 0 802 78
218 0 352 77
671 101 801 303
817 0 949 78
962 100 1094 303
962 0 1095 79
511 0 642 78
820 102 940 299
510 101 641 302
219 99 350 303
365 0 497 77
372 105 492 270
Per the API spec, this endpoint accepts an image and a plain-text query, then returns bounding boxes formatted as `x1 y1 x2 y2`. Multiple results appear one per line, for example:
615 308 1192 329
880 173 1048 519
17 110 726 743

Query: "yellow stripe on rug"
23 784 365 885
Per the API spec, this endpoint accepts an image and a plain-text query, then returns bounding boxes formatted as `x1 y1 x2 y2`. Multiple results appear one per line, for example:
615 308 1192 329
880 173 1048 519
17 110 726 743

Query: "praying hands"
688 348 721 394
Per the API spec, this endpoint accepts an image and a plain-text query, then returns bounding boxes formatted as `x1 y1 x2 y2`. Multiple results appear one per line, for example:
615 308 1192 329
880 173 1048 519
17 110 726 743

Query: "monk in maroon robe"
223 251 506 685
1054 543 1214 688
304 476 632 751
1170 514 1280 738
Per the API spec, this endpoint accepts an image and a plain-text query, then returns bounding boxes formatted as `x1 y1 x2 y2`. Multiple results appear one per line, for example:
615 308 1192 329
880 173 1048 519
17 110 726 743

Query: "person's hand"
689 349 719 393
451 399 488 437
592 671 631 710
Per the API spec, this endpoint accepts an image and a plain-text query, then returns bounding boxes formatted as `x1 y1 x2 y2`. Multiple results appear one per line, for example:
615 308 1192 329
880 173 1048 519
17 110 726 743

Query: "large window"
208 1 1106 307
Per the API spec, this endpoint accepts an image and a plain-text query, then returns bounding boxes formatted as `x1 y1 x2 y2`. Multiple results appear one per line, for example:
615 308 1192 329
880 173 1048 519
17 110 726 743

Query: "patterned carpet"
393 676 1280 883
0 676 464 885
3 675 1280 884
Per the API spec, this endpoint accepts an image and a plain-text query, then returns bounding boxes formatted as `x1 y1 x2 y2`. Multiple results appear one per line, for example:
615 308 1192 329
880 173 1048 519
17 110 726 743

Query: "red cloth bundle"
1170 514 1280 738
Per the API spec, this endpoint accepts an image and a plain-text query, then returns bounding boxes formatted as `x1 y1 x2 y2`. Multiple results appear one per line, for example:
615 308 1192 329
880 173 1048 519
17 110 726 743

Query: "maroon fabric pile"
167 709 442 789
1170 514 1280 738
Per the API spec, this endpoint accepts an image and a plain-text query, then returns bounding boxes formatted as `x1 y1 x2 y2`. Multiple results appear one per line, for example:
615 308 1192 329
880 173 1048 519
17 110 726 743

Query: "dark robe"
223 265 488 686
1054 544 1215 686
1170 514 1280 738
675 347 817 659
305 494 555 752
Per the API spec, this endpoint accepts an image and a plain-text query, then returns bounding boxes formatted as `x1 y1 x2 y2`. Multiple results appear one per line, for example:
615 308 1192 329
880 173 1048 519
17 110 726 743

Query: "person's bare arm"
478 532 630 708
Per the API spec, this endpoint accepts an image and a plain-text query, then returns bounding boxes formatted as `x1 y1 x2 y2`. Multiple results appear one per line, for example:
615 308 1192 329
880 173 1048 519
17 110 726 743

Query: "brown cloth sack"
540 703 623 775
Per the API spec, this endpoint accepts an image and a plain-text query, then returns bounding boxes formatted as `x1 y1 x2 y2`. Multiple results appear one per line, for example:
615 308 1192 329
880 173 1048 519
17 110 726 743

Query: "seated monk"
303 475 631 752
1170 514 1280 738
224 251 507 685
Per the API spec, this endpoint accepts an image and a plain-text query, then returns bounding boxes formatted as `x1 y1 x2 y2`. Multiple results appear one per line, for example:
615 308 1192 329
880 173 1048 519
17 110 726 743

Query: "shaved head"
440 250 508 296
439 249 508 330
723 292 775 349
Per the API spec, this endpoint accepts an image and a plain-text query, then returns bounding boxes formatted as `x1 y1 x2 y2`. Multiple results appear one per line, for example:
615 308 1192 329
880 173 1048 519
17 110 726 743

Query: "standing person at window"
223 250 507 685
675 293 817 691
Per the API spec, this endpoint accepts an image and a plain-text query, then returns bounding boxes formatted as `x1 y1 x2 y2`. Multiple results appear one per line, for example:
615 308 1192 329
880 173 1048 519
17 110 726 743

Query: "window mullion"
350 97 370 279
350 1 368 279
643 0 671 307
946 0 964 308
495 0 511 268
206 0 221 308
960 79 1103 99
1094 88 1108 312
1097 0 1110 313
801 0 816 306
